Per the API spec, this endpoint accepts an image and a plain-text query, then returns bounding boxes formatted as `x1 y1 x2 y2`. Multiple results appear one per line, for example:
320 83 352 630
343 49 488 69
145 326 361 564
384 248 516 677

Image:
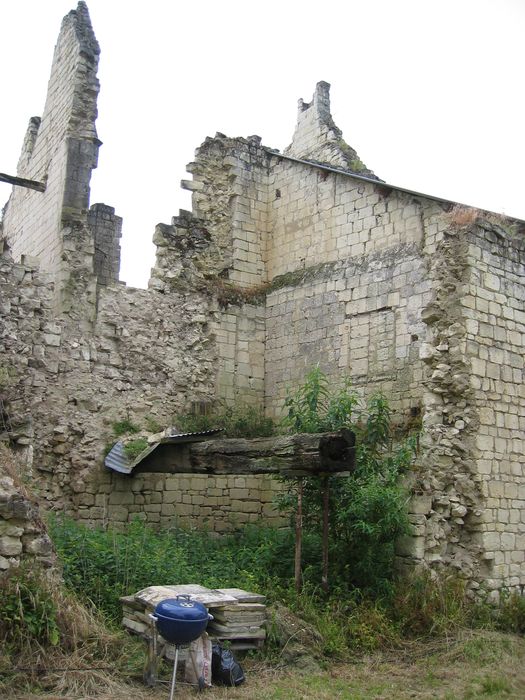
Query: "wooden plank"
208 623 266 639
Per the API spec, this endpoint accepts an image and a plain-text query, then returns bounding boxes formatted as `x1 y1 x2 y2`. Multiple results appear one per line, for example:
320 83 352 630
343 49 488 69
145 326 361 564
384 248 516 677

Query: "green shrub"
495 588 525 634
282 366 358 434
145 415 163 433
392 570 472 636
278 367 415 594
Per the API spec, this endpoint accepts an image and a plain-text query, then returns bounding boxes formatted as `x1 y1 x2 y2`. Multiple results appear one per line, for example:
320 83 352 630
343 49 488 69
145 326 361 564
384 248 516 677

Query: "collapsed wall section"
0 208 285 531
394 216 525 594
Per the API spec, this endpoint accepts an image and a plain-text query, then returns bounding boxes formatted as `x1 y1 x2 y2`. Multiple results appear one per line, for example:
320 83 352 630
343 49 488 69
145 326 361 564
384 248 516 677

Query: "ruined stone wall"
2 2 100 290
181 136 270 406
0 446 55 574
392 217 525 595
0 225 284 531
2 6 524 591
89 204 122 287
266 160 422 278
263 159 438 419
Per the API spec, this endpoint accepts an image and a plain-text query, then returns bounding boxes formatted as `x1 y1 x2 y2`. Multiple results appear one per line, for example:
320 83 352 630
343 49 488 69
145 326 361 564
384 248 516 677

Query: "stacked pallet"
121 584 266 651
207 588 266 650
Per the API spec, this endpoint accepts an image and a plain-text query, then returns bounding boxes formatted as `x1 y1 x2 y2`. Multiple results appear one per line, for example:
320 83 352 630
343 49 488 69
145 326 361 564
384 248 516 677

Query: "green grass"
112 418 140 436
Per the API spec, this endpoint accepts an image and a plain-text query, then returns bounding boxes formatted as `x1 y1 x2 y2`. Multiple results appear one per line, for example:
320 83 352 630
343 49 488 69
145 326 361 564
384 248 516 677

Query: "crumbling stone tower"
2 2 121 314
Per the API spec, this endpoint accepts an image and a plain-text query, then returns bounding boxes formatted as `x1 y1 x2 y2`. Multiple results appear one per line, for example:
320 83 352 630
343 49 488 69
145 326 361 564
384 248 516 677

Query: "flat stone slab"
134 584 238 610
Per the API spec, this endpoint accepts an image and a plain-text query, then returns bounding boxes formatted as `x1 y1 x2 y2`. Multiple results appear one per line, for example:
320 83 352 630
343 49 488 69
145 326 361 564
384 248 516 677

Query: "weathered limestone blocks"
88 203 122 286
2 2 101 300
185 133 269 287
285 81 377 176
396 215 525 592
73 470 285 533
0 447 56 572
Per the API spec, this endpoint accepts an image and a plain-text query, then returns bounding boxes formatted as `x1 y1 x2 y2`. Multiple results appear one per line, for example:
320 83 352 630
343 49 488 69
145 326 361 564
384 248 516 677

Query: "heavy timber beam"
134 431 356 477
0 172 46 192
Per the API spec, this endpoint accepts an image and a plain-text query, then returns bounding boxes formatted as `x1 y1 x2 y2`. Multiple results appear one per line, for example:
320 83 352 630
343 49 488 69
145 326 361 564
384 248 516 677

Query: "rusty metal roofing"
104 429 222 475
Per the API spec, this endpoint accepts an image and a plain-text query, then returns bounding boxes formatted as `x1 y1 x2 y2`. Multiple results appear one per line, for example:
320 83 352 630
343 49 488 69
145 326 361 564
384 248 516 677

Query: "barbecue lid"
154 595 209 621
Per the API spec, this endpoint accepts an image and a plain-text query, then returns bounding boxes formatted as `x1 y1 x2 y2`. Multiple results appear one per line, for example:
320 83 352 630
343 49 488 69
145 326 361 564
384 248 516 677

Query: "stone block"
107 505 129 522
23 534 53 555
109 491 134 506
396 535 425 559
410 495 432 515
0 523 24 537
0 536 23 556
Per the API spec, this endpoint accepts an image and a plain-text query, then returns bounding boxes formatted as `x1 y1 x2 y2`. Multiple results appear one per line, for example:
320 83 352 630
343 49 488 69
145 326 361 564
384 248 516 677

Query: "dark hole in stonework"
275 189 281 199
410 406 421 418
319 429 356 471
319 171 329 182
411 334 419 342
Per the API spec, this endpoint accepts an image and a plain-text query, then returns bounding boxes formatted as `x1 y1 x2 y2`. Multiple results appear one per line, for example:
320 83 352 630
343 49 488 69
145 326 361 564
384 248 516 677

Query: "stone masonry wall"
2 2 100 292
2 6 524 592
90 472 284 533
0 446 55 574
464 222 525 592
0 218 285 531
89 203 122 287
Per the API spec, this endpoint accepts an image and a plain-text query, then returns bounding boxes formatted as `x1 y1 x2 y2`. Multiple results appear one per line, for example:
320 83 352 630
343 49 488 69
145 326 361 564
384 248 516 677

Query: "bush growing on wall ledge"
279 367 417 594
175 402 276 438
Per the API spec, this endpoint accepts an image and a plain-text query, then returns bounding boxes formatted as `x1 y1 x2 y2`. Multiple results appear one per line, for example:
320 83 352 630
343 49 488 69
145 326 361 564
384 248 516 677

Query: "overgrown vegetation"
279 366 415 593
0 567 60 647
446 204 523 237
123 437 149 460
48 516 525 663
49 517 294 622
111 418 140 437
176 401 276 438
0 563 142 699
6 367 525 699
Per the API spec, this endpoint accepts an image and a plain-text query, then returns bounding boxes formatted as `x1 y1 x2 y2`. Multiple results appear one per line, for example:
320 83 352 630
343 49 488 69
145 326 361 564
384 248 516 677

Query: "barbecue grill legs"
169 646 179 700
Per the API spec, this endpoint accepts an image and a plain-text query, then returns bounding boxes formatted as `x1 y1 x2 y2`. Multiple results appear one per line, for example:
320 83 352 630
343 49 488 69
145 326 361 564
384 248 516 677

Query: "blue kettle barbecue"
151 595 213 698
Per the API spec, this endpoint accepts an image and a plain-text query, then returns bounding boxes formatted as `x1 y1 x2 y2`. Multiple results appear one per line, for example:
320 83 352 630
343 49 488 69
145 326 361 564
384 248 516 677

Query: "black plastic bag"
211 643 245 686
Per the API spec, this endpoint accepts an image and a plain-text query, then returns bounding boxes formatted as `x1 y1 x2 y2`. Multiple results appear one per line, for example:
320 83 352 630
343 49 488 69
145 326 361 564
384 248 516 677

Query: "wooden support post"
321 476 330 593
294 478 303 593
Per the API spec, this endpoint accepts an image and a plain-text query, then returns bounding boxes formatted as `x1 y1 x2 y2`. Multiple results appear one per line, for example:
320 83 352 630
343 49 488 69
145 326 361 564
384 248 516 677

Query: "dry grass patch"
9 630 525 700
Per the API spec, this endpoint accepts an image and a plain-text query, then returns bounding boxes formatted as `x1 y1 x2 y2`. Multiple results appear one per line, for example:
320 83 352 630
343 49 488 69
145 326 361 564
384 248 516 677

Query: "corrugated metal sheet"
104 429 222 475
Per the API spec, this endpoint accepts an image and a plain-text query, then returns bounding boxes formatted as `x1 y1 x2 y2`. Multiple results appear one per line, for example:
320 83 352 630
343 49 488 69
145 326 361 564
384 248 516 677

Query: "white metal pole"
169 646 179 700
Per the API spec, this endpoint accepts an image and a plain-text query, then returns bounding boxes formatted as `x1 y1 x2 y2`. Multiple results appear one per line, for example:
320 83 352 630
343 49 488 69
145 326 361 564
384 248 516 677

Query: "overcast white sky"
1 0 524 288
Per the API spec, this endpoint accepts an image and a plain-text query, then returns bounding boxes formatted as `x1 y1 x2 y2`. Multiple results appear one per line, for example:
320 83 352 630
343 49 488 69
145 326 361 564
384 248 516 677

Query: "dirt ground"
10 630 525 700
